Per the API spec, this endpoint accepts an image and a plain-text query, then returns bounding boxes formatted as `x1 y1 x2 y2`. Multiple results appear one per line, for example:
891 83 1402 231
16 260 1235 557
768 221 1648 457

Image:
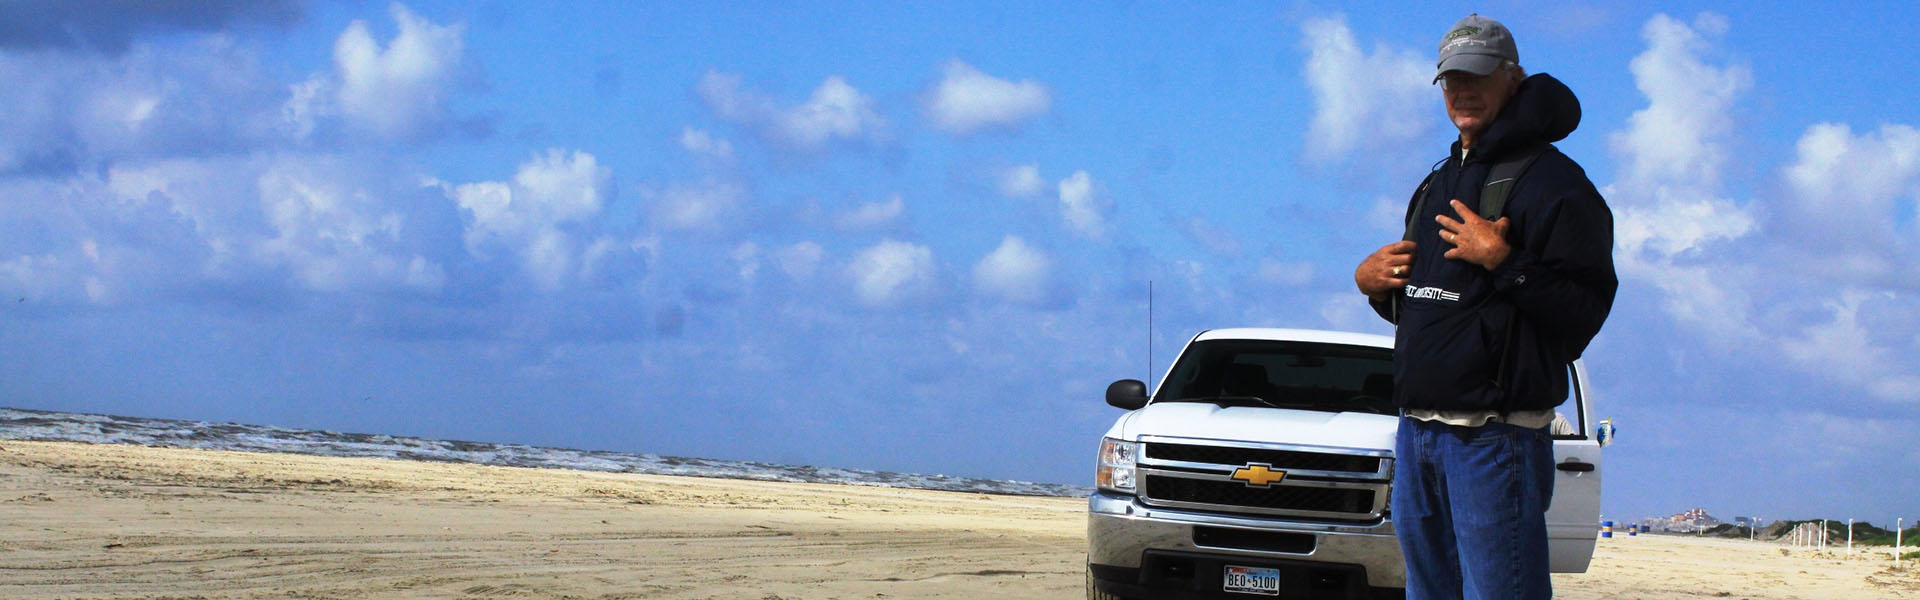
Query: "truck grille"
1136 438 1391 522
1146 442 1383 474
1144 476 1377 514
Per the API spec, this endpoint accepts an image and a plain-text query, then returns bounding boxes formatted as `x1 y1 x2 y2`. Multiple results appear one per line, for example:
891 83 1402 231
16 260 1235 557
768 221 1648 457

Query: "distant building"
1641 508 1724 533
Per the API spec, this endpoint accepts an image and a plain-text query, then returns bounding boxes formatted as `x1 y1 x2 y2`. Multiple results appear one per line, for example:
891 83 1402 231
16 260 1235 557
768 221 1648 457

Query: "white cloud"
1606 13 1759 336
645 179 747 234
998 163 1045 198
1610 13 1750 188
774 241 824 280
459 150 607 243
0 251 87 304
696 71 885 153
1783 122 1920 260
286 3 470 141
1612 186 1754 258
1299 15 1430 162
1058 171 1110 240
731 242 761 284
0 35 290 175
451 149 612 291
1604 13 1920 405
847 239 935 308
1781 291 1920 403
972 235 1055 305
679 126 735 163
924 60 1051 135
1317 292 1386 335
250 157 447 294
836 194 905 231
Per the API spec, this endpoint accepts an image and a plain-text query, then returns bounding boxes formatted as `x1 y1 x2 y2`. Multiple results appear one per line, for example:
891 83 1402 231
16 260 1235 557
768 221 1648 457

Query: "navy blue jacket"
1371 74 1618 413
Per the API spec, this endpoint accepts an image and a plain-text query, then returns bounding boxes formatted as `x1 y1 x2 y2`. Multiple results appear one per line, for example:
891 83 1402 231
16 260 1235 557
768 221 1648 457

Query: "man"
1352 14 1618 599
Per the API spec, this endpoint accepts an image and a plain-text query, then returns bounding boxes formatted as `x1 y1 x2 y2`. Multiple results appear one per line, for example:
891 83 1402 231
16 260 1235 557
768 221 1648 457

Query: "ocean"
0 407 1091 498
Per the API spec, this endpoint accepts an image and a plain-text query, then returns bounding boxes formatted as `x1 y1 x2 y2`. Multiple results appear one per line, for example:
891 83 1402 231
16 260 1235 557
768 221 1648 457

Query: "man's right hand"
1355 241 1416 301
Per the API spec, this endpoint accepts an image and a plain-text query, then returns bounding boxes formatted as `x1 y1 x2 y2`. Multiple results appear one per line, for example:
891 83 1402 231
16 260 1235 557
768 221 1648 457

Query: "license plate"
1223 565 1280 596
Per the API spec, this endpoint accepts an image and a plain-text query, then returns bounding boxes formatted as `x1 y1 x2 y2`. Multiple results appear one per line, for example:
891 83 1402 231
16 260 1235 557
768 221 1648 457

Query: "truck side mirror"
1106 379 1149 410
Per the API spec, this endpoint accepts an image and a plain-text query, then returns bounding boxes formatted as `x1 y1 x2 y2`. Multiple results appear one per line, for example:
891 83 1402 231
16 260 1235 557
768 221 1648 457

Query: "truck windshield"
1153 339 1395 414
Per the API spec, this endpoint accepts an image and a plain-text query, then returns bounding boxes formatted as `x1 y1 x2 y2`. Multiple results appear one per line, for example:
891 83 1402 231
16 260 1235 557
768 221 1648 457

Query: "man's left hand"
1436 199 1510 271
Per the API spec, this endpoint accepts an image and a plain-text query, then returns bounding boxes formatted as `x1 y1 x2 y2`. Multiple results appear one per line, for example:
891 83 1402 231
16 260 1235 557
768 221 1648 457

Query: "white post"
1898 517 1904 565
1848 518 1854 557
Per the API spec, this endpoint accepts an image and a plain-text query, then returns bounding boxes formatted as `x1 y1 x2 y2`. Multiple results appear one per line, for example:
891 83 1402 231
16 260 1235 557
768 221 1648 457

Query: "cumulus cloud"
847 239 936 308
1606 13 1759 339
0 174 218 305
1780 291 1920 403
1611 13 1748 188
679 127 736 163
1782 123 1920 265
1766 123 1920 402
835 194 906 231
1612 187 1755 260
0 0 301 55
997 163 1045 198
449 149 615 291
924 60 1051 135
0 35 292 176
256 157 447 293
972 235 1057 306
644 179 748 234
1058 171 1110 240
284 3 474 142
0 151 474 308
1605 13 1920 404
696 71 886 153
1299 15 1431 162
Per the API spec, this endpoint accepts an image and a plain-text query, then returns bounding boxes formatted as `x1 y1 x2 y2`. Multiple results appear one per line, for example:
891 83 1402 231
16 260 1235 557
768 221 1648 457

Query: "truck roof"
1193 328 1394 349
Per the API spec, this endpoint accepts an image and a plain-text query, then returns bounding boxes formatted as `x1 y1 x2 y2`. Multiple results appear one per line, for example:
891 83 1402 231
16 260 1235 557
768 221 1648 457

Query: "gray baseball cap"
1434 14 1518 83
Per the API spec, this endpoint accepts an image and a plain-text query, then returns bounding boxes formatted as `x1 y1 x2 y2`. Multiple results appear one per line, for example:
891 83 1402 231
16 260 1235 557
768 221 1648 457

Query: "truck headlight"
1097 438 1138 493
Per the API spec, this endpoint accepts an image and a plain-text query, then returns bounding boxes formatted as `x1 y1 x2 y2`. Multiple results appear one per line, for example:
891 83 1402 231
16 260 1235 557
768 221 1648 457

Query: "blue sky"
3 1 1918 524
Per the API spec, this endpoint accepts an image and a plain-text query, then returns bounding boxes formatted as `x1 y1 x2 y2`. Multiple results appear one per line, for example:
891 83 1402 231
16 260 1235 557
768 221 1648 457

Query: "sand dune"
1 440 1912 599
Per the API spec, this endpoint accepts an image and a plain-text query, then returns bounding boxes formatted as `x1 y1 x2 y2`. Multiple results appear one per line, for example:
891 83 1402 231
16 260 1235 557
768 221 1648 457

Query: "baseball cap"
1434 14 1518 83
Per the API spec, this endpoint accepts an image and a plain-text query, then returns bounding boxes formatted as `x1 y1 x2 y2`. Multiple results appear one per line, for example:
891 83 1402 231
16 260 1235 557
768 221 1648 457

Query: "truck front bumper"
1088 491 1406 595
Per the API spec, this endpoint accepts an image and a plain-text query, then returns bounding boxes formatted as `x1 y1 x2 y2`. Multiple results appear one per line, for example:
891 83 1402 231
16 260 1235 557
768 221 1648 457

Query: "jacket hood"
1475 73 1581 159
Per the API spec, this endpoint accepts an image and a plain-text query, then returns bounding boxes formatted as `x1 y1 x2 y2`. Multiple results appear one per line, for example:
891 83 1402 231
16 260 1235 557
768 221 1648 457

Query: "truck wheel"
1086 566 1129 600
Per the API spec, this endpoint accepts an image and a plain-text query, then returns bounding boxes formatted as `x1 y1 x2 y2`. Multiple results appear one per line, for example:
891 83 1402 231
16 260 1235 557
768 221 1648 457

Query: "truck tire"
1086 566 1129 600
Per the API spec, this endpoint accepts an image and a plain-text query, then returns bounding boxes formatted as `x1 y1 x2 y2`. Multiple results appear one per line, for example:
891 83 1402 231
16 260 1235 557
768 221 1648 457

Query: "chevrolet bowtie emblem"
1230 463 1286 487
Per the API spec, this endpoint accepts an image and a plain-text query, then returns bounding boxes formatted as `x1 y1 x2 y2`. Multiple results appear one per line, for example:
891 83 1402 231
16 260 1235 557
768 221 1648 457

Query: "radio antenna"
1147 280 1154 388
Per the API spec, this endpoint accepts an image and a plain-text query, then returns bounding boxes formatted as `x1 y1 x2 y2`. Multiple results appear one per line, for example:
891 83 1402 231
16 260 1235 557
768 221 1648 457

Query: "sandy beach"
1 440 1913 599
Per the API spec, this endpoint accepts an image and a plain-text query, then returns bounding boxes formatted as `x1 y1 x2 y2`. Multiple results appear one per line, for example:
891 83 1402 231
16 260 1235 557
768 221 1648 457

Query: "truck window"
1153 340 1395 415
1554 362 1588 440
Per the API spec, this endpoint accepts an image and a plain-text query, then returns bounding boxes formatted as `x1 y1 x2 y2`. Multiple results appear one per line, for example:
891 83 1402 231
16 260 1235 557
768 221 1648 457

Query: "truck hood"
1112 403 1398 452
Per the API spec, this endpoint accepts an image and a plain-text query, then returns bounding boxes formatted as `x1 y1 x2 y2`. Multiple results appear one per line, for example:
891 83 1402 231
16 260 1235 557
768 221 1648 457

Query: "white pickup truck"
1087 328 1604 599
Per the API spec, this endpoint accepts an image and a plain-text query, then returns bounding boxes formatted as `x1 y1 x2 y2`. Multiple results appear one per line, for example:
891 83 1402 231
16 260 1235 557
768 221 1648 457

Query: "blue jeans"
1392 417 1554 599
